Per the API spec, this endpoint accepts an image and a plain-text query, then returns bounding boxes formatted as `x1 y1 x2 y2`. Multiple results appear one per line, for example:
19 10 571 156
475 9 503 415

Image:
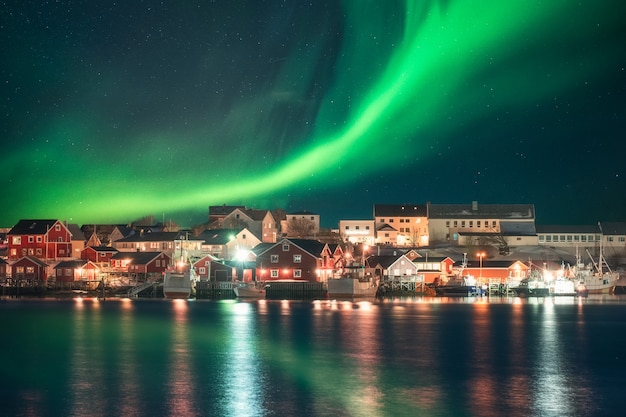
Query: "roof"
84 246 119 253
12 256 49 267
284 238 326 257
66 224 85 240
197 229 239 245
366 255 404 269
535 224 599 234
8 219 60 235
111 251 166 264
243 209 271 221
376 223 397 232
54 260 89 269
374 204 427 217
499 221 536 236
287 210 319 216
114 231 180 243
428 203 535 219
209 205 246 217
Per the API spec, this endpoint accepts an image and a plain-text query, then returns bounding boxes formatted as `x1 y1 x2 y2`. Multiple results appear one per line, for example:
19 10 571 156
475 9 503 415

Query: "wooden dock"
195 281 236 299
265 281 326 300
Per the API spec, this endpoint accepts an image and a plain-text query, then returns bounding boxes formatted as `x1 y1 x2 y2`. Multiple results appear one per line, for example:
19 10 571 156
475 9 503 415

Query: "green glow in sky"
2 0 622 225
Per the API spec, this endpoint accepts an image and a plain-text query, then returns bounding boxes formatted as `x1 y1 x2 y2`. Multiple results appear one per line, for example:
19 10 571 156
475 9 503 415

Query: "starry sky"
2 0 625 228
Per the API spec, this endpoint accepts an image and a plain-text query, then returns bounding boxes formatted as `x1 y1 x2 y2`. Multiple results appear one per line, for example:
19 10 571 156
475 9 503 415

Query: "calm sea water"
1 295 626 417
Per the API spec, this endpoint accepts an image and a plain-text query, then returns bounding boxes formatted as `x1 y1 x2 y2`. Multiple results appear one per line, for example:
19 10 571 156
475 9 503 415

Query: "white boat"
550 278 585 296
233 282 266 298
163 259 198 299
570 236 619 294
327 277 378 299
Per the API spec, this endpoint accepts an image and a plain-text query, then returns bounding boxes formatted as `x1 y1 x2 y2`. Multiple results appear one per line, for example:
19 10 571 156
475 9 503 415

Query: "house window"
12 236 21 244
28 236 34 243
271 255 279 263
293 255 301 263
567 235 573 242
242 234 246 239
55 224 61 231
446 221 450 228
492 221 497 228
65 269 72 276
469 221 473 228
56 270 62 276
389 219 394 223
559 235 565 242
545 235 551 242
37 236 42 243
453 221 458 227
581 235 587 242
539 235 545 243
620 237 625 243
461 221 466 228
156 260 161 267
608 236 614 242
366 226 370 230
345 225 349 230
270 269 279 278
282 243 290 251
356 226 360 230
400 219 404 223
310 216 314 221
16 266 24 274
199 267 206 274
294 269 302 278
477 221 481 228
379 219 385 223
574 235 580 242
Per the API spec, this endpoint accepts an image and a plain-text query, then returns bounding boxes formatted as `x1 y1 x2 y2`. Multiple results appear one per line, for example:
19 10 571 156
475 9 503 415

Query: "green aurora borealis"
2 0 625 226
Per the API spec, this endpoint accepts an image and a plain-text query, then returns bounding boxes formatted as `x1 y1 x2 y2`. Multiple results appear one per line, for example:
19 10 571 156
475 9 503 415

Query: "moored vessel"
163 259 198 299
233 282 266 298
327 277 378 298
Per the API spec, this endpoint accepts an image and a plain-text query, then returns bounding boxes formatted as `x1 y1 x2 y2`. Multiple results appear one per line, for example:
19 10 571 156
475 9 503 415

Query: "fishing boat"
571 248 619 294
233 281 266 298
327 277 378 298
163 258 198 299
435 275 481 296
512 270 550 297
435 254 482 296
550 278 587 296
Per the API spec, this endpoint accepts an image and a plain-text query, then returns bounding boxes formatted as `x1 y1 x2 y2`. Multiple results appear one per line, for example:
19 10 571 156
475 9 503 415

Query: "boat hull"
163 272 193 299
233 284 266 298
327 278 377 298
435 285 481 296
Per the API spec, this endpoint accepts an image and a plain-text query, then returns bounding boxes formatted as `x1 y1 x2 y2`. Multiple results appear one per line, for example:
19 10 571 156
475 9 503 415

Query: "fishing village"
1 202 626 301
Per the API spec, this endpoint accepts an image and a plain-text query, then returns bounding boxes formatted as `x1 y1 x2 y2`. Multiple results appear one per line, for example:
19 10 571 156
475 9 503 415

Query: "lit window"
271 269 279 278
294 269 302 278
293 255 301 263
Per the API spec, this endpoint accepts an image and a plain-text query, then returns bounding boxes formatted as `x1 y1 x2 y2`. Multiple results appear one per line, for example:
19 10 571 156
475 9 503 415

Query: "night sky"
2 1 625 228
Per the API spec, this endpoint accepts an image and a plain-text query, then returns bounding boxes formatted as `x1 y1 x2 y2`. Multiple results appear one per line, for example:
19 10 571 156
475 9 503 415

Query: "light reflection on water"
1 295 626 417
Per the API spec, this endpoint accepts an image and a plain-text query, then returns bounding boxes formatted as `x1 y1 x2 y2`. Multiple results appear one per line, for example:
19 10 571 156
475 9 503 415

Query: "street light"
362 245 369 278
477 252 486 280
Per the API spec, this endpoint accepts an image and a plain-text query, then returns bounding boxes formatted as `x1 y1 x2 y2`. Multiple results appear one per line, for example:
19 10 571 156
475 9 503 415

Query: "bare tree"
286 218 315 238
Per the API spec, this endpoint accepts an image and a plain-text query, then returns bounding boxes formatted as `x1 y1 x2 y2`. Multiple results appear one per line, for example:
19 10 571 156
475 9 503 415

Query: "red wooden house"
193 255 235 281
53 260 99 284
110 251 170 281
10 256 49 285
453 259 530 283
255 238 335 282
7 219 73 261
81 246 119 265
